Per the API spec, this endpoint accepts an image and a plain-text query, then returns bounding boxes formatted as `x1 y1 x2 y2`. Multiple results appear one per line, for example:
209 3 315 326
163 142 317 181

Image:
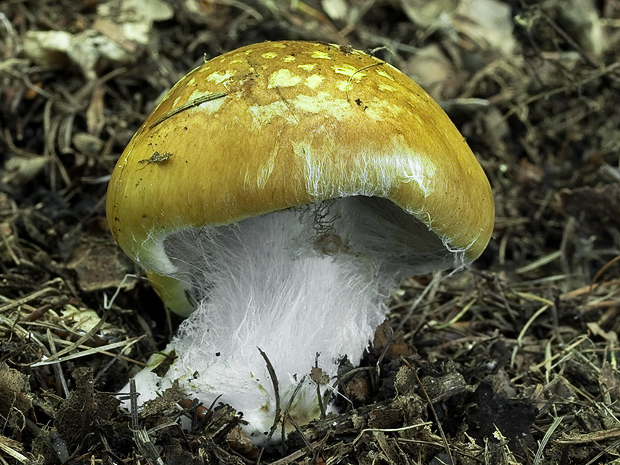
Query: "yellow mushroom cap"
106 41 494 315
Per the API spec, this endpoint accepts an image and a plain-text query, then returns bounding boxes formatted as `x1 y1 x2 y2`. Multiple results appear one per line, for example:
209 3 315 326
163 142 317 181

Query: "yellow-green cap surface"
106 41 494 315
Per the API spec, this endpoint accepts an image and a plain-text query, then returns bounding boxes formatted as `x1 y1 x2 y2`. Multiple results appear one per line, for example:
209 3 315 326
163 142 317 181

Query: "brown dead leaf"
373 321 413 360
0 362 33 421
67 236 135 291
559 184 620 227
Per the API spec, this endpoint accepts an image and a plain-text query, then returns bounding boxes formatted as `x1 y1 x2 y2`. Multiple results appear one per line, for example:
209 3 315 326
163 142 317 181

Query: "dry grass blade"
1 0 620 463
31 335 145 367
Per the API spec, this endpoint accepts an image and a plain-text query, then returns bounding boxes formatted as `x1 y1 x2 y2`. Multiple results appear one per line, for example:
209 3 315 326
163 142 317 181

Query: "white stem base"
131 197 455 442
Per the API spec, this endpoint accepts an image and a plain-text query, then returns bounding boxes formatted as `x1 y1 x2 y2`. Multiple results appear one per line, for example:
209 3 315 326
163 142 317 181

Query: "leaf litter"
1 0 620 463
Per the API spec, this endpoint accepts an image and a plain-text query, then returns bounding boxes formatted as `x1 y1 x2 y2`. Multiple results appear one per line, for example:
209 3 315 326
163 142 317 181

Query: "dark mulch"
1 0 620 464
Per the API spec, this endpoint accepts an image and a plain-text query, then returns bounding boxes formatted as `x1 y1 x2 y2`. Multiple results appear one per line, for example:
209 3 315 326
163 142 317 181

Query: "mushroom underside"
134 196 468 441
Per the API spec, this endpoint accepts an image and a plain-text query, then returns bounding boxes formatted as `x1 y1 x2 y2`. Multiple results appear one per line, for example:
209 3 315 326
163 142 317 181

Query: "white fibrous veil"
134 196 468 441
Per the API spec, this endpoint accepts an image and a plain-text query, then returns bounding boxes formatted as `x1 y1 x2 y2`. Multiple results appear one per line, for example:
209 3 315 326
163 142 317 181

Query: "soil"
1 0 620 464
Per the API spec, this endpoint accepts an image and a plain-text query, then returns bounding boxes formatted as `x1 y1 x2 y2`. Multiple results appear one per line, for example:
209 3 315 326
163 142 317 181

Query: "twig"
257 347 281 463
404 359 455 465
130 379 165 465
148 92 227 129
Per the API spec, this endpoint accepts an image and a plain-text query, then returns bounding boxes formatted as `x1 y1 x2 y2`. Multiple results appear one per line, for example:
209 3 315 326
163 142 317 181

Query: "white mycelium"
131 197 462 442
108 42 494 445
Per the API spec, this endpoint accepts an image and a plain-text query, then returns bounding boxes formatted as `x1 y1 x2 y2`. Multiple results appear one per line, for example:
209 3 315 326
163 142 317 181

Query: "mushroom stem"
132 197 443 441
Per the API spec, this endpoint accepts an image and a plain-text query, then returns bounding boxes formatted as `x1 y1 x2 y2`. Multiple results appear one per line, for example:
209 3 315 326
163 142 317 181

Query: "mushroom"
106 41 494 441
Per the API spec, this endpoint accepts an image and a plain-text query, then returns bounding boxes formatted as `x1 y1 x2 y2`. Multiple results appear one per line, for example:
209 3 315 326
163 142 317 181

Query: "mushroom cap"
106 41 494 315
